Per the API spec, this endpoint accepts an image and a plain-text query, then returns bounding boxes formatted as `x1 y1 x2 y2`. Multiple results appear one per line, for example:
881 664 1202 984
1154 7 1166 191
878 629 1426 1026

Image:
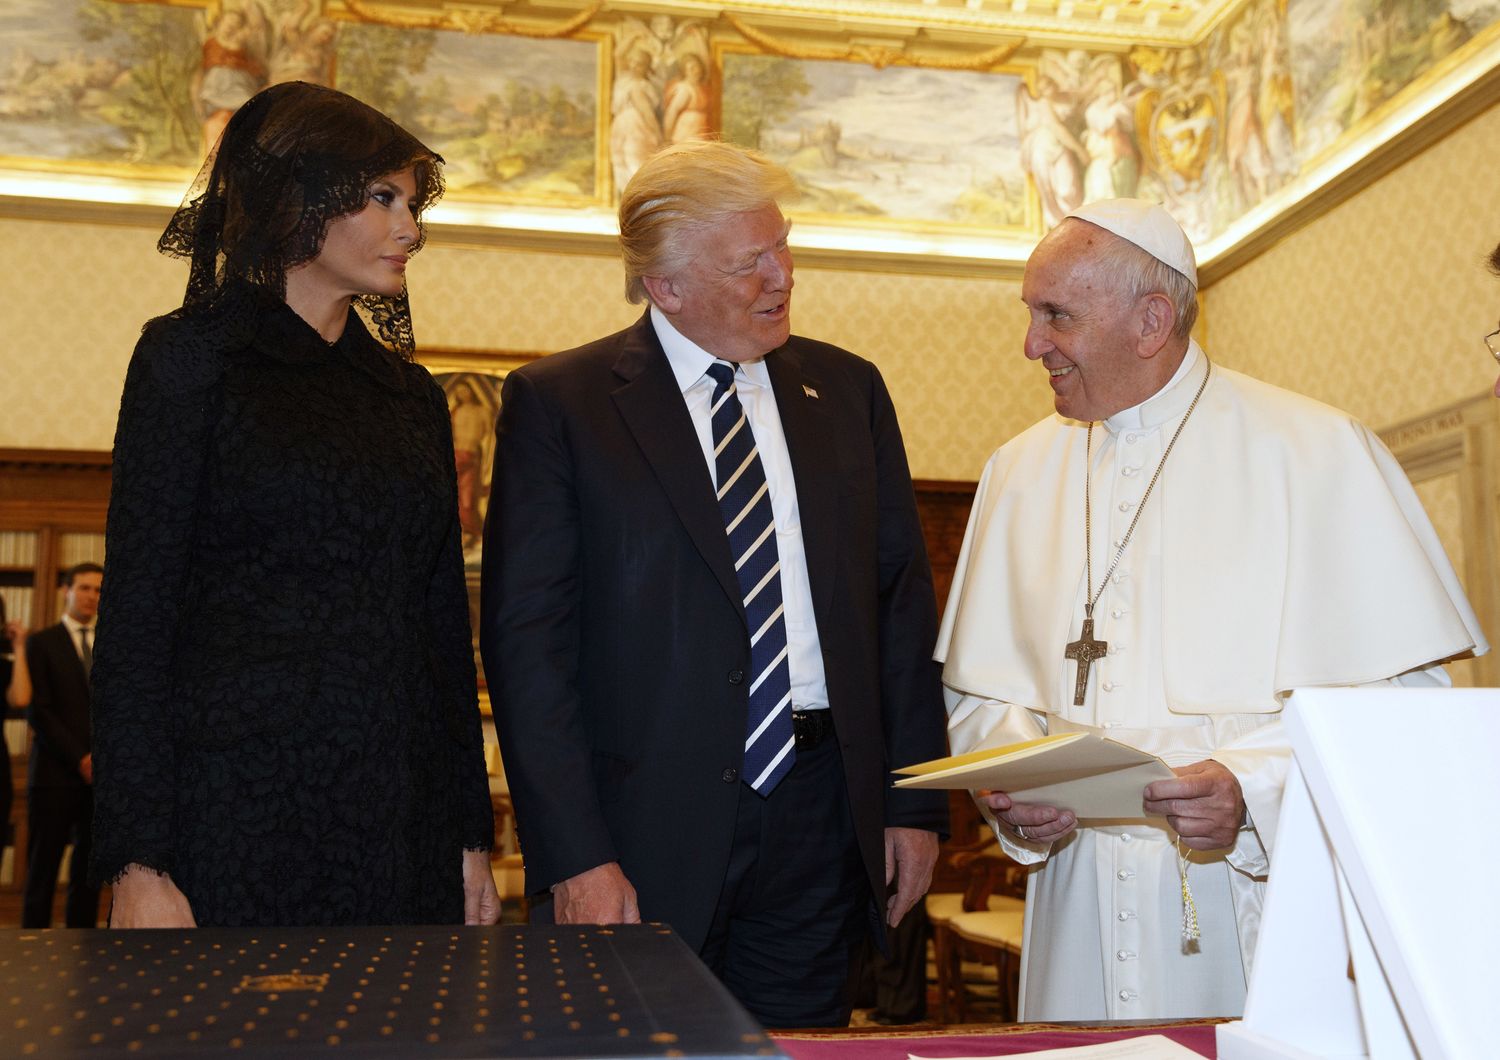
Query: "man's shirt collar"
1104 340 1203 432
651 305 772 392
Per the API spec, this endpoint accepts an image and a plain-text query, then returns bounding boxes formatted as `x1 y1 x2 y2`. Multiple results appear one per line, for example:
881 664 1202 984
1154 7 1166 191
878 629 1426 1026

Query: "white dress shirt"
651 305 829 712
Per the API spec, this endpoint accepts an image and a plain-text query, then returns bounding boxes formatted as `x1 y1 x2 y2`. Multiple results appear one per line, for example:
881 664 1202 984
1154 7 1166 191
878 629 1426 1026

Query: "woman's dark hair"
158 81 444 351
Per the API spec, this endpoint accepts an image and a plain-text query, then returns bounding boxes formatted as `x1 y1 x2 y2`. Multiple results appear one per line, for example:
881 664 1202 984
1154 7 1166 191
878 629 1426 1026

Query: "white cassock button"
1122 466 1139 477
1119 990 1138 1002
1102 681 1116 692
1116 870 1133 881
1113 571 1129 583
1125 433 1138 444
1120 833 1132 842
1110 608 1126 619
1117 910 1136 921
1116 950 1136 961
1118 501 1133 512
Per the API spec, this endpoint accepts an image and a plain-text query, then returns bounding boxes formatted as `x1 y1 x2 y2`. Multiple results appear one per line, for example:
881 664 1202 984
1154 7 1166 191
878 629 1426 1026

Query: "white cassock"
938 342 1486 1021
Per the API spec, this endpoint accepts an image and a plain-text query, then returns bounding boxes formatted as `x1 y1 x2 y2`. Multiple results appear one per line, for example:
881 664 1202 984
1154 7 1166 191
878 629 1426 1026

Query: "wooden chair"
924 830 999 1017
929 846 1027 1022
947 900 1025 1021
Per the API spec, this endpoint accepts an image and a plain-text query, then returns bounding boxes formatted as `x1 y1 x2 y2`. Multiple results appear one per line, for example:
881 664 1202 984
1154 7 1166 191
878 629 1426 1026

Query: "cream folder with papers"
893 732 1176 819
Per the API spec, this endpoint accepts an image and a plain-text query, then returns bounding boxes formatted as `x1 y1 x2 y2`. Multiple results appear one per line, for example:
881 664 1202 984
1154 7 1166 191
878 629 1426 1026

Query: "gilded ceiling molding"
341 0 603 38
635 0 1232 47
722 13 1023 70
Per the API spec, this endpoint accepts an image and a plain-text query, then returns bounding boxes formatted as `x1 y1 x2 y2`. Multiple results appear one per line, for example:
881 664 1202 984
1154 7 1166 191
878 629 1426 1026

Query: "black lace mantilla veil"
157 80 444 353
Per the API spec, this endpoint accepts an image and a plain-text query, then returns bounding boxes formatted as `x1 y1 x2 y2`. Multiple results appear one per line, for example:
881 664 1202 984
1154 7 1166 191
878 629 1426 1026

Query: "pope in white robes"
938 199 1486 1022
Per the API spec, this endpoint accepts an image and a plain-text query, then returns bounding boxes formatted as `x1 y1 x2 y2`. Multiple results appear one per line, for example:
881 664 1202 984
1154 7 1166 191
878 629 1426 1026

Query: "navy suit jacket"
480 313 948 950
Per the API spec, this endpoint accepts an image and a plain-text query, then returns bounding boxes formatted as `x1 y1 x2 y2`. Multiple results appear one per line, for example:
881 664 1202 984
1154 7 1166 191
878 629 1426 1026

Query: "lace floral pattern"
90 289 492 926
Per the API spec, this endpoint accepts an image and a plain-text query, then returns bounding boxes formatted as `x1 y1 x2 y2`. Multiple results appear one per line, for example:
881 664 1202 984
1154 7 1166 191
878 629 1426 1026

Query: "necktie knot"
706 361 735 395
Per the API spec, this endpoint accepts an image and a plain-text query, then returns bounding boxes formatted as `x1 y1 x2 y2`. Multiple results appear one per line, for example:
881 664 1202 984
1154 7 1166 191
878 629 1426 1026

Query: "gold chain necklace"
1064 360 1212 707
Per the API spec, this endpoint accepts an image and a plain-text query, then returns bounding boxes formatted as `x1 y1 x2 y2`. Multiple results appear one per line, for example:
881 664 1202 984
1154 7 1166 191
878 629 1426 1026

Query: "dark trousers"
850 899 930 1023
698 734 869 1029
23 786 99 928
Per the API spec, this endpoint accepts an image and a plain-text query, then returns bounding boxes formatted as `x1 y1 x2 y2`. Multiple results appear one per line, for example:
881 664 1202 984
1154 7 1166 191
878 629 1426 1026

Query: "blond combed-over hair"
618 140 796 304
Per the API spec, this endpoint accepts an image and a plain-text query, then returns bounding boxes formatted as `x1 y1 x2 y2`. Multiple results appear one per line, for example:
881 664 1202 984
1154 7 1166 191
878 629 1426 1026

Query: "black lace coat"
90 287 493 926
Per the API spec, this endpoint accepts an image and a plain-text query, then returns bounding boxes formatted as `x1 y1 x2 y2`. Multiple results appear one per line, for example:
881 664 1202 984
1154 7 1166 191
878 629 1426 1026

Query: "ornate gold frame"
416 348 541 377
416 347 542 705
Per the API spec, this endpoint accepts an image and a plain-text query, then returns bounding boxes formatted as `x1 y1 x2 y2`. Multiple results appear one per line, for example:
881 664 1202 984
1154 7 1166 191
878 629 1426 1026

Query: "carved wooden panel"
1378 394 1500 687
913 479 977 614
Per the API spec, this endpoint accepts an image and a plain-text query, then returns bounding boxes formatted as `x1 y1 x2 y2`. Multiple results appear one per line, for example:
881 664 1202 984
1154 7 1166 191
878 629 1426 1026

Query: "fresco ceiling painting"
1 0 1497 277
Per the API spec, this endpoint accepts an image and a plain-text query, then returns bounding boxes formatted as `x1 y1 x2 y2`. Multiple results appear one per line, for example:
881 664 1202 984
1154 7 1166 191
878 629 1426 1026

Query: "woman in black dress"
90 82 498 928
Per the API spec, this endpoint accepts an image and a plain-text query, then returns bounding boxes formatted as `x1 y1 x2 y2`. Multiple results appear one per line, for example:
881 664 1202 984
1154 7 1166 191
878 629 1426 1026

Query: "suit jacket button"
728 669 744 685
721 768 738 783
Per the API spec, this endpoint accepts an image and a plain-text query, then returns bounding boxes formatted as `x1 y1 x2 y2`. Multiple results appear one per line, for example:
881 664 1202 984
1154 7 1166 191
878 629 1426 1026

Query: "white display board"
1217 688 1500 1059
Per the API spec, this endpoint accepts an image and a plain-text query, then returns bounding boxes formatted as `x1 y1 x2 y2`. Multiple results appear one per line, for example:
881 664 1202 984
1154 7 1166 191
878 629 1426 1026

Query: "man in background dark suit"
481 141 948 1026
24 561 103 928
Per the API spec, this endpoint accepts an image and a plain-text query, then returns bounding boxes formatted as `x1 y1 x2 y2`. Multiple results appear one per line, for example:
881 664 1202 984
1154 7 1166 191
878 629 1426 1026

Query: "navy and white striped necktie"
706 361 795 795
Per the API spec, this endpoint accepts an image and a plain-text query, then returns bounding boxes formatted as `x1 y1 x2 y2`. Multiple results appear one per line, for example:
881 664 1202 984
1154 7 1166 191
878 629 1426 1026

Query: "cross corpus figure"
1064 615 1108 707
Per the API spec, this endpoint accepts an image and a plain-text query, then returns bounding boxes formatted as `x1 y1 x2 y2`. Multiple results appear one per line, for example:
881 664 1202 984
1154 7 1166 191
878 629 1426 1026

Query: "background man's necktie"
706 361 795 795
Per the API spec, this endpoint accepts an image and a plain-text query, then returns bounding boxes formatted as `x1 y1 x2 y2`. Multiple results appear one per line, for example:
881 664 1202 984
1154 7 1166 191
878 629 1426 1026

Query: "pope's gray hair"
1059 218 1199 340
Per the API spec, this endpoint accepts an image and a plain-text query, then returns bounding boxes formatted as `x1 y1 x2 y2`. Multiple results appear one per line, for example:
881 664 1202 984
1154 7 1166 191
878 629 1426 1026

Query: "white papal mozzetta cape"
937 344 1486 1021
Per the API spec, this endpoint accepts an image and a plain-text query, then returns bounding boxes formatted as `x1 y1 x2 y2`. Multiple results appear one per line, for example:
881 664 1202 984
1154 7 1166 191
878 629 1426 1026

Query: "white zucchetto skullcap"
1064 198 1198 288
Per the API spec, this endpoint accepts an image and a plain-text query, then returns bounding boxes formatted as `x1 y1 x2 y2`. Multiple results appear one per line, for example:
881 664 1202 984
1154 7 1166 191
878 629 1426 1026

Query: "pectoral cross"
1065 614 1108 707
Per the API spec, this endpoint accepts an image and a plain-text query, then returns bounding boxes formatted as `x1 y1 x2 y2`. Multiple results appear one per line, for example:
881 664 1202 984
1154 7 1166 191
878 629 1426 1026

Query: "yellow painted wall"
0 215 1046 480
1203 101 1500 425
4 98 1499 479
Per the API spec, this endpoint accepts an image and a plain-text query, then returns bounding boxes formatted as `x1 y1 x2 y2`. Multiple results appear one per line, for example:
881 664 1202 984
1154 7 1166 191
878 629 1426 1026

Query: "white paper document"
910 1033 1204 1059
892 732 1176 819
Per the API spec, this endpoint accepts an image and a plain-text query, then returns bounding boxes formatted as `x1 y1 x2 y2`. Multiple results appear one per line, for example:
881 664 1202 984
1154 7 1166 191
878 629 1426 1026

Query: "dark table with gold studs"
0 923 784 1058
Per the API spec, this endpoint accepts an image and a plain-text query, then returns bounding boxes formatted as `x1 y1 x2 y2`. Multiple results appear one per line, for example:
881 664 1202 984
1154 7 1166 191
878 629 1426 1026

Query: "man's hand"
978 790 1076 844
552 862 640 925
884 827 938 927
462 849 502 925
78 753 93 784
1144 759 1245 850
109 865 197 928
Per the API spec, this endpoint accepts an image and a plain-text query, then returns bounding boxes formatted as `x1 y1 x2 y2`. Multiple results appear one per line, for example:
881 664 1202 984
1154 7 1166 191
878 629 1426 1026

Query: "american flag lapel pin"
803 384 819 399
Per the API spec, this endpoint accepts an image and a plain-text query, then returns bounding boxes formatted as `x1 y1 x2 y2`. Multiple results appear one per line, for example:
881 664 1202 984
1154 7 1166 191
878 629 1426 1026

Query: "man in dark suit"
24 561 103 928
481 141 948 1026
